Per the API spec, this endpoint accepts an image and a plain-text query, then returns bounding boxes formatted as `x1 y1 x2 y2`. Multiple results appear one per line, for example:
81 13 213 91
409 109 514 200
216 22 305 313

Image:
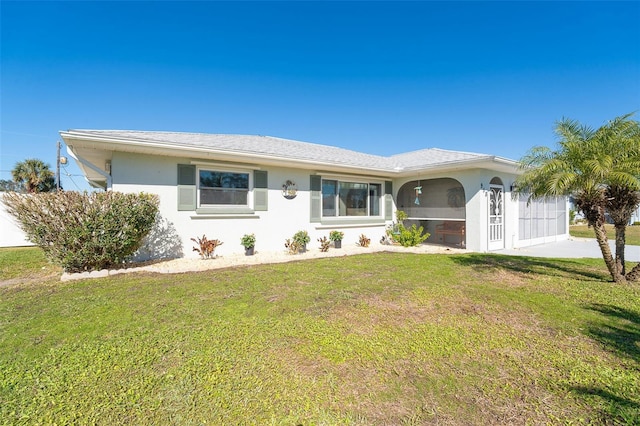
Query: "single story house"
60 130 569 259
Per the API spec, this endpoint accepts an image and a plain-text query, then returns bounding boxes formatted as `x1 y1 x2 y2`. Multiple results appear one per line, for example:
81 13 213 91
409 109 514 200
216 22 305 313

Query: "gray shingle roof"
65 129 511 172
389 148 493 169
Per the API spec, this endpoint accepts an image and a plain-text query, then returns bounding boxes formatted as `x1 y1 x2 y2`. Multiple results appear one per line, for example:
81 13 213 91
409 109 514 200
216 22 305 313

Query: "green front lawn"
571 224 640 246
1 249 638 424
0 246 61 282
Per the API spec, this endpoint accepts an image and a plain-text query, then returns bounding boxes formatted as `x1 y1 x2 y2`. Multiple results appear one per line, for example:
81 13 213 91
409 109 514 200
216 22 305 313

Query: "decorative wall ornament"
414 185 422 205
282 180 298 199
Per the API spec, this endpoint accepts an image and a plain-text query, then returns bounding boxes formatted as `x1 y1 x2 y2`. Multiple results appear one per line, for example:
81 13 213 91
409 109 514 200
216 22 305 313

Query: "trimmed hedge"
3 191 159 272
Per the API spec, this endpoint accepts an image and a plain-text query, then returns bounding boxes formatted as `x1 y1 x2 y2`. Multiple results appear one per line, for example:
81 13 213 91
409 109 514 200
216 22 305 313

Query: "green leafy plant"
2 191 158 272
328 230 344 242
393 223 429 247
317 236 330 252
357 234 371 247
191 235 223 259
292 230 310 246
286 230 310 254
395 210 408 222
240 233 256 249
386 210 429 247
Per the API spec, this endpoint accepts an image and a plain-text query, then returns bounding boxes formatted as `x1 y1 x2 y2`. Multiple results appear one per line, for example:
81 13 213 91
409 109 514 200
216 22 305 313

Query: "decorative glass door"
488 184 504 250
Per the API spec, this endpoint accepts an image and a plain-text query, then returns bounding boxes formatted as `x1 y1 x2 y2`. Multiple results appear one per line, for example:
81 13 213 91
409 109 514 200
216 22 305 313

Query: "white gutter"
66 145 111 190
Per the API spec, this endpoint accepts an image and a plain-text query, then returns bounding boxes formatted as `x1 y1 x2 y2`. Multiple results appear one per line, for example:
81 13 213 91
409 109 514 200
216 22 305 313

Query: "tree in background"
514 113 640 283
11 158 56 193
0 179 25 193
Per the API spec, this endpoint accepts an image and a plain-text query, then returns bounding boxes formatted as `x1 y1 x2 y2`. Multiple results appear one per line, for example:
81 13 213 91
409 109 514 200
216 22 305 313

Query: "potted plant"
240 233 256 256
292 230 310 252
329 230 344 249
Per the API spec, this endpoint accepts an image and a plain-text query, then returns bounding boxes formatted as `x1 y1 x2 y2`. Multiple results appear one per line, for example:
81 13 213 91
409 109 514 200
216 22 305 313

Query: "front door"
488 184 504 250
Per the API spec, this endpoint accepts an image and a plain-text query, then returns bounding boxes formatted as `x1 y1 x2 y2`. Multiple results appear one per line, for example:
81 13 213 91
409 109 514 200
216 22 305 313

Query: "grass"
571 224 640 246
0 246 61 281
1 248 639 424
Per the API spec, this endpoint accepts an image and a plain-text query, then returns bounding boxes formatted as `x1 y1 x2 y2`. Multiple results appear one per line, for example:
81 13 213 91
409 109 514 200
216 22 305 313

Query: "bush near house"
2 191 158 272
387 210 430 247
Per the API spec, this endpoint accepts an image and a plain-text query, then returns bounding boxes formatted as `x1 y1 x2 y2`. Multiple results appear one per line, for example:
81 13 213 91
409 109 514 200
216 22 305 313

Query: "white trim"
314 171 389 180
196 167 252 209
315 222 386 230
190 160 260 170
66 145 111 189
321 178 384 219
408 217 465 221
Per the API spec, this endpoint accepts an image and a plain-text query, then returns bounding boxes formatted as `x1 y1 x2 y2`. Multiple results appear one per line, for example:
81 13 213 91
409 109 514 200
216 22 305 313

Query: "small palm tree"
11 159 55 193
597 114 640 279
514 113 640 283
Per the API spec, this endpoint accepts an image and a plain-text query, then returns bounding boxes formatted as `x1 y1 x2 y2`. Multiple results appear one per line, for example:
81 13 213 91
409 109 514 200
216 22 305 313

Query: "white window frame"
321 178 383 219
197 167 252 209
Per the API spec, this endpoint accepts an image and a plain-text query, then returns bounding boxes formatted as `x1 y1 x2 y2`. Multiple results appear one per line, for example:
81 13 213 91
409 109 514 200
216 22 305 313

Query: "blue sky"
2 1 639 191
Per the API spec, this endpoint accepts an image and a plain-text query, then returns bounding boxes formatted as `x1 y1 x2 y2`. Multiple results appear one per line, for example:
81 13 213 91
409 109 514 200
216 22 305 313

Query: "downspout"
66 145 112 190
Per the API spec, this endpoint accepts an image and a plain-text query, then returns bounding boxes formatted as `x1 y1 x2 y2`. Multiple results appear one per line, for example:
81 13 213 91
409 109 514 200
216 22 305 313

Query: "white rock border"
61 243 467 281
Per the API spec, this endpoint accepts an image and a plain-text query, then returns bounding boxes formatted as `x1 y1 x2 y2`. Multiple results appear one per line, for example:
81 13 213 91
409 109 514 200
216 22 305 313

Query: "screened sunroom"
396 178 466 247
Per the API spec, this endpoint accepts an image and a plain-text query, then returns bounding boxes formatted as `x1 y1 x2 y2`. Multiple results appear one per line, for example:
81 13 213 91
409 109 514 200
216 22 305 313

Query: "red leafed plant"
191 235 223 259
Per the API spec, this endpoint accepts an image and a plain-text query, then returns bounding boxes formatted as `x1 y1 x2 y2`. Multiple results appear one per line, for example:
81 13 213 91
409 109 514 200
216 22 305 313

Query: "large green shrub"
392 223 430 247
387 210 430 247
3 191 159 272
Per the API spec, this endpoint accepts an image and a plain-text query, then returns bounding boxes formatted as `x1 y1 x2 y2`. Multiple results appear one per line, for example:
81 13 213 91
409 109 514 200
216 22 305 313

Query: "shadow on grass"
451 254 609 282
585 304 640 363
574 304 640 424
571 385 640 425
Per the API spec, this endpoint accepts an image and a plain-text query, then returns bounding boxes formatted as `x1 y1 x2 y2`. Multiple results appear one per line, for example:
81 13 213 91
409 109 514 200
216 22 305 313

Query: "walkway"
495 238 640 262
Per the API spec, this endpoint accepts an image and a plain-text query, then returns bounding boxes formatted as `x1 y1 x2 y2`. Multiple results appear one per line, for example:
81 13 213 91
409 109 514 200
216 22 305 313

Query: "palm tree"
514 113 640 283
11 158 55 193
595 114 640 277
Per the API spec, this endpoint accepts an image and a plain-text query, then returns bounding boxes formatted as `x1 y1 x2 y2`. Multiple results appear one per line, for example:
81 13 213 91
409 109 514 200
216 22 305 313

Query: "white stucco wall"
110 152 570 259
0 157 570 255
111 152 392 259
0 199 33 247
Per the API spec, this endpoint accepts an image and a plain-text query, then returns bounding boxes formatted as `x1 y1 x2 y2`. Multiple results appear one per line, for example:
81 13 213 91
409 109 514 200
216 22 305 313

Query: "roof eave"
395 156 520 176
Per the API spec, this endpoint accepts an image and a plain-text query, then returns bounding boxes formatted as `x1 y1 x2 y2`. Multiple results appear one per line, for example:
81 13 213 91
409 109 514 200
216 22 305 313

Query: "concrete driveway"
495 238 640 262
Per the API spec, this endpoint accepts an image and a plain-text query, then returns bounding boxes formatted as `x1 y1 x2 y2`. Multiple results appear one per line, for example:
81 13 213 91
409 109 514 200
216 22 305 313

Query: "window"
199 170 249 206
322 180 337 216
518 195 567 240
322 179 381 217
